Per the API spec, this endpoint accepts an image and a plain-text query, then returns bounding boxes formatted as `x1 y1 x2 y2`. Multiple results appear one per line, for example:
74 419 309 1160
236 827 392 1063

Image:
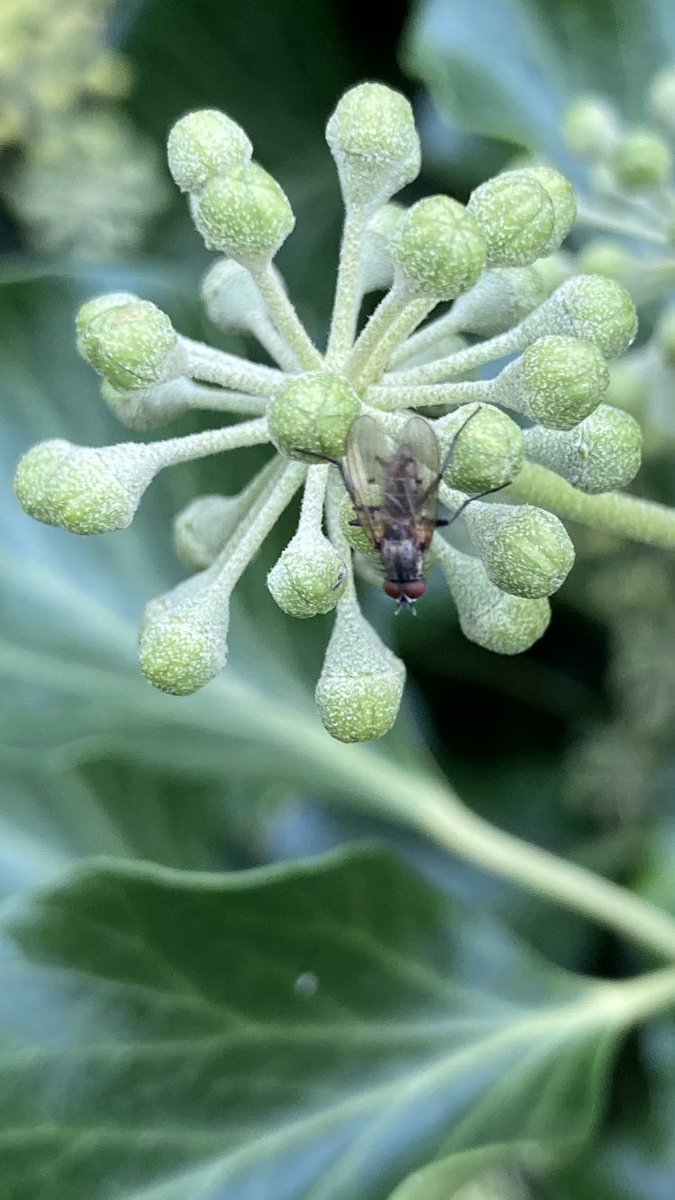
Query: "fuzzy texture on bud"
14 439 156 535
436 404 525 492
391 196 486 299
360 203 404 293
468 172 556 266
268 372 360 461
562 98 618 159
514 336 609 430
442 549 551 653
521 165 577 246
325 83 420 211
139 575 230 695
315 603 405 741
463 502 575 598
194 163 294 264
201 258 277 332
524 404 642 493
173 494 241 570
449 267 549 337
267 533 347 617
339 495 380 555
611 130 672 190
538 278 634 357
77 295 185 390
100 378 200 431
577 240 634 283
167 110 252 193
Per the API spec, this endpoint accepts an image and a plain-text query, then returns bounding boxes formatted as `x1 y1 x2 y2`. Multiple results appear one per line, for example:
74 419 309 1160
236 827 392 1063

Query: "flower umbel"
15 81 651 743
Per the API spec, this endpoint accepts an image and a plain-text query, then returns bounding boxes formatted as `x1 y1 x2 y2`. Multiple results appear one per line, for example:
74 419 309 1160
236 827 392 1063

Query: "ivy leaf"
0 844 634 1199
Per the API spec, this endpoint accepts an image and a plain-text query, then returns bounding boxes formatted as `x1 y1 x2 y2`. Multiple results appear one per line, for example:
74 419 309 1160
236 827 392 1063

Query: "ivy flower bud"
14 439 157 534
562 98 618 159
339 495 379 555
442 549 551 653
468 172 557 266
76 295 186 390
504 336 609 430
649 68 675 133
325 83 420 211
100 378 200 431
391 196 486 299
448 266 549 337
463 502 575 598
201 258 276 332
194 163 294 265
173 494 241 570
167 109 252 193
524 404 642 493
530 276 637 360
139 575 230 695
523 165 577 245
611 129 672 190
315 604 405 741
268 372 360 461
436 404 525 492
267 532 347 617
578 239 633 283
360 203 404 293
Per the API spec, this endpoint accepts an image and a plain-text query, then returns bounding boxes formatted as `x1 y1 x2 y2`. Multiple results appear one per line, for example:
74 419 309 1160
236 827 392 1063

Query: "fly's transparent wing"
398 415 441 526
343 415 396 550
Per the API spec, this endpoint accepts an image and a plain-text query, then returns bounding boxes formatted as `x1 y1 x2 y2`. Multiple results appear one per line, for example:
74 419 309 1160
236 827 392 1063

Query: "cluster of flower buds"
14 82 640 743
561 67 675 454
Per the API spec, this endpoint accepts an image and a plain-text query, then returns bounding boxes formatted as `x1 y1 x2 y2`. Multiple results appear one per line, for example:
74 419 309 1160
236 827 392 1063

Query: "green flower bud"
605 358 648 416
507 336 609 430
339 494 379 555
656 307 675 368
463 502 575 598
360 203 404 293
562 98 618 159
391 196 486 299
649 68 675 133
442 548 551 653
467 172 555 266
522 165 577 246
578 239 634 282
267 533 347 617
611 129 672 190
194 163 294 265
436 403 525 492
77 295 185 390
539 276 638 359
325 83 420 211
201 257 275 332
173 494 241 570
268 372 360 461
167 109 252 193
533 252 574 295
315 603 405 742
14 439 155 535
139 575 230 695
448 266 549 337
524 404 642 493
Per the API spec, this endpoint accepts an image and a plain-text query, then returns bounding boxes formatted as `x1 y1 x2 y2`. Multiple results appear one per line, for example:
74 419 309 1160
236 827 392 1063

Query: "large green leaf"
402 0 675 170
0 844 631 1199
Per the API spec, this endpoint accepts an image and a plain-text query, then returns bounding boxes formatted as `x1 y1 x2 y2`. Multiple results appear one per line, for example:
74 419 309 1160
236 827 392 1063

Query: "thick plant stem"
250 264 323 371
346 285 432 388
509 462 675 550
326 206 369 368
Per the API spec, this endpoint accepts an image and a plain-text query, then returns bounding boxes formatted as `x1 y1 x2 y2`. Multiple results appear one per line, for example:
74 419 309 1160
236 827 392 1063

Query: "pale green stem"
390 308 463 368
248 314 302 373
345 284 432 389
297 464 329 535
368 379 493 410
142 416 270 471
600 968 675 1026
509 461 675 550
170 380 268 416
213 459 306 590
326 205 369 368
250 263 323 370
575 201 669 245
180 337 285 395
381 324 527 389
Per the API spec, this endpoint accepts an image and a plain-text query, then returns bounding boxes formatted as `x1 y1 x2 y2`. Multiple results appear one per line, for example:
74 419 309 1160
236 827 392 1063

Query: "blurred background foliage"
2 0 675 1197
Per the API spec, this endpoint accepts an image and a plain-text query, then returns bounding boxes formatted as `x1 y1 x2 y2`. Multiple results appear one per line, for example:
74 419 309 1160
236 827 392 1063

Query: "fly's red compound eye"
402 581 426 600
383 581 402 600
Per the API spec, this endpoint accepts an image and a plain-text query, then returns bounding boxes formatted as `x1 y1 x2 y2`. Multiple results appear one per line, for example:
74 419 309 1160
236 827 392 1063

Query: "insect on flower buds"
326 83 420 211
139 575 230 695
315 603 405 741
267 533 347 618
268 372 361 462
194 162 294 265
391 196 486 299
525 404 642 493
436 404 525 492
441 548 551 654
76 295 186 391
463 502 575 598
167 109 252 193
